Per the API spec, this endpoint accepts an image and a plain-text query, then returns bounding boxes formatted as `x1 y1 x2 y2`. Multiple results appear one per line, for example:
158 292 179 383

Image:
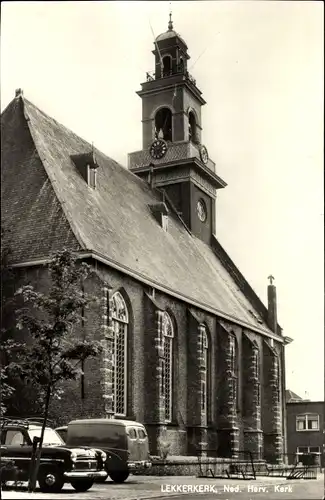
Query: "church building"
1 16 291 460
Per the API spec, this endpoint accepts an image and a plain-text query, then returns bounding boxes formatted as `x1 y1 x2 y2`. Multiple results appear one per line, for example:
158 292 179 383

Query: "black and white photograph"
0 1 323 499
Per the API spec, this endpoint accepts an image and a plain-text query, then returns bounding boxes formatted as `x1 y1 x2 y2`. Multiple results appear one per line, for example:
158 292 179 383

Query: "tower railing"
145 67 196 86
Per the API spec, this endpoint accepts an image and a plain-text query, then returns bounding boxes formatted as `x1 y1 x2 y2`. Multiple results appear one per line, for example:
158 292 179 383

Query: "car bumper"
64 470 108 479
128 461 152 470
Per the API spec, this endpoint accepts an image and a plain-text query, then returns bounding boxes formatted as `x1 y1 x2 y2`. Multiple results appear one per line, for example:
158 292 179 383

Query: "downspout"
280 332 287 462
282 335 293 462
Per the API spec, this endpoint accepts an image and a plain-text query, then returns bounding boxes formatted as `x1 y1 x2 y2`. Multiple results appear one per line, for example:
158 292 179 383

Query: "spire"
168 10 173 31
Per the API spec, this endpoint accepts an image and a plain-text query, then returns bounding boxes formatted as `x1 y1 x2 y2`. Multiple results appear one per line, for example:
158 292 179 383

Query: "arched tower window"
179 56 184 73
188 111 197 143
162 311 174 423
201 326 209 414
155 108 172 142
162 55 172 77
111 291 128 416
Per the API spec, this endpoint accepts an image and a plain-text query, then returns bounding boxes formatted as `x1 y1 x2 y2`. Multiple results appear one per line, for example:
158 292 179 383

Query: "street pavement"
1 474 324 500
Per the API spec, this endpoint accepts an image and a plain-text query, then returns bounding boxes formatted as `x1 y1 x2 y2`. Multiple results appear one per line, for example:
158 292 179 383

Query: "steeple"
168 11 173 31
128 19 227 245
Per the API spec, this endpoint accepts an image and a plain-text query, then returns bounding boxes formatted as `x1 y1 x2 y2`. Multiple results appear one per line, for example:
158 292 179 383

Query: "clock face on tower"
199 145 209 165
149 139 168 160
197 199 207 222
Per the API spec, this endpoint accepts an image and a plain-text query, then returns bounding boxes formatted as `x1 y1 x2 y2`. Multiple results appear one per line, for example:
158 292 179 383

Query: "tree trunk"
28 384 51 492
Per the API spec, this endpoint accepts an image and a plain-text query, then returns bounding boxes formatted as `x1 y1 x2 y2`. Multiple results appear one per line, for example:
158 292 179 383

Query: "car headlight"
101 451 107 462
70 451 77 462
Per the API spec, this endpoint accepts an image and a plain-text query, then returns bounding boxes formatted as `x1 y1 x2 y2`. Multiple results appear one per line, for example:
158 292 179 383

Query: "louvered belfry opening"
188 111 197 143
162 55 172 77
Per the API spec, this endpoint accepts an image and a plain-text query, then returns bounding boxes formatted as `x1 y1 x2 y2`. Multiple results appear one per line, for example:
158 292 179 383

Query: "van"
55 419 151 483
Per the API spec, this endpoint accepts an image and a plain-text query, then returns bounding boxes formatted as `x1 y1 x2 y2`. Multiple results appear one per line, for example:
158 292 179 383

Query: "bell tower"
128 15 227 244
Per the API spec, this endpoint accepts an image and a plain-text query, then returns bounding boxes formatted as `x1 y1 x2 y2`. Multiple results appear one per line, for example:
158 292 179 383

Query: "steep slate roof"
1 95 280 337
1 97 82 260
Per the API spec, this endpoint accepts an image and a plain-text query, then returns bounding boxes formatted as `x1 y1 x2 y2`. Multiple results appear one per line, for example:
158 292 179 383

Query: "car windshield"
28 428 64 446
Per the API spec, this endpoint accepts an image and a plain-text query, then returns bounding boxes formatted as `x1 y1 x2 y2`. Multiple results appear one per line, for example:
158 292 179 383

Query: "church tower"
128 15 227 244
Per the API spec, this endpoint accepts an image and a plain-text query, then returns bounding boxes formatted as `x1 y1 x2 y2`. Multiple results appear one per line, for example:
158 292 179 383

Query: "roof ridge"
1 98 18 118
22 98 87 251
23 97 94 148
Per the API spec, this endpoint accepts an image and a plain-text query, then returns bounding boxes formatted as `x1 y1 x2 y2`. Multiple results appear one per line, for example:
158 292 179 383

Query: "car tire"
109 470 129 483
70 479 94 492
38 466 64 493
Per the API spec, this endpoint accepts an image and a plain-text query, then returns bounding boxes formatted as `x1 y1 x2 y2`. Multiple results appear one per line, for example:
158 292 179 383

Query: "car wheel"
38 466 64 493
70 479 94 492
109 470 129 483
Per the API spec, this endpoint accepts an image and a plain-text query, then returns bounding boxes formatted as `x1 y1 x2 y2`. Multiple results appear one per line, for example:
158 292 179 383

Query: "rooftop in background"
286 389 304 403
285 389 324 404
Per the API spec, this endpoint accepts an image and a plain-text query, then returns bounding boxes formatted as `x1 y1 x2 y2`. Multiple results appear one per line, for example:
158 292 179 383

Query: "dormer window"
71 151 99 188
87 165 97 189
162 214 168 232
149 202 169 231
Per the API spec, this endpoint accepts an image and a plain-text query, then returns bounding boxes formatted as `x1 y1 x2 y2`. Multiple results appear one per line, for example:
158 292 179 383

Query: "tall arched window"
229 334 236 373
253 345 261 406
274 354 280 403
201 327 209 414
229 333 239 409
111 292 128 416
162 312 174 423
155 107 172 142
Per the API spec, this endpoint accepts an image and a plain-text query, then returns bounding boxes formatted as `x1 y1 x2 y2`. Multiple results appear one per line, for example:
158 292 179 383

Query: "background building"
1 17 291 460
286 390 324 467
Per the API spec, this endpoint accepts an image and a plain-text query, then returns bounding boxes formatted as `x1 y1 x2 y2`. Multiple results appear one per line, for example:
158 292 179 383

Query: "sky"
1 1 324 400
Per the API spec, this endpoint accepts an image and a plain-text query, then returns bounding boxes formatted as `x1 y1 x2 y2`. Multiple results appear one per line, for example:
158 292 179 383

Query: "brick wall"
242 334 263 459
6 259 286 461
49 270 106 424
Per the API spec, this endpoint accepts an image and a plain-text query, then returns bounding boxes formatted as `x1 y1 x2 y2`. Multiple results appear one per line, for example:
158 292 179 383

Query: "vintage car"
0 418 108 492
55 418 151 483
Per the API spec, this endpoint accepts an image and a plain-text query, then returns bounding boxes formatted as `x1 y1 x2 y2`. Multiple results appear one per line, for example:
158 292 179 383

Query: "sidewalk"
1 474 323 500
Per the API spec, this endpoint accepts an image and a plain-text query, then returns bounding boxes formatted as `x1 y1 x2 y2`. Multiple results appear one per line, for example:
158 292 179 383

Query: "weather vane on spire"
168 3 173 31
